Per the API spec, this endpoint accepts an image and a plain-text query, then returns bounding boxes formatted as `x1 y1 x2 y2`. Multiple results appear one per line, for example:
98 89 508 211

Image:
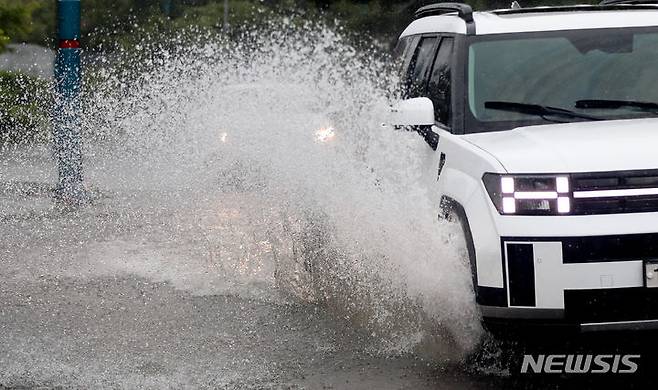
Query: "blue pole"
54 0 85 204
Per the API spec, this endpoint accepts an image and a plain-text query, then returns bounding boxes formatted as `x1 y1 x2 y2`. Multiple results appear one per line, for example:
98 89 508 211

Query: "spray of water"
17 18 483 359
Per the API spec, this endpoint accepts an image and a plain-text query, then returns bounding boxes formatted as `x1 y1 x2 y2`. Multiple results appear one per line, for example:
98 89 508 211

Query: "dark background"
1 0 598 51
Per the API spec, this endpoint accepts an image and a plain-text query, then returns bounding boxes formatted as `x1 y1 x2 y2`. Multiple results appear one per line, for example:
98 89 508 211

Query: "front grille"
571 169 658 215
560 233 658 263
565 288 658 323
572 196 658 215
573 170 658 191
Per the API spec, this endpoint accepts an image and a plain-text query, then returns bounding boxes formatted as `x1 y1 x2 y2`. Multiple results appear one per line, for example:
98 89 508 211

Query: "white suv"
389 1 658 333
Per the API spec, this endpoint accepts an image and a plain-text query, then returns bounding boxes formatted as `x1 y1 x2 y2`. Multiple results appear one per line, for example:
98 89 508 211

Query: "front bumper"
481 287 658 332
474 211 658 330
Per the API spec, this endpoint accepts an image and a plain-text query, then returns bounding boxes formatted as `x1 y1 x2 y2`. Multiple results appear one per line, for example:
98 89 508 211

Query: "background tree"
0 0 33 52
3 0 599 51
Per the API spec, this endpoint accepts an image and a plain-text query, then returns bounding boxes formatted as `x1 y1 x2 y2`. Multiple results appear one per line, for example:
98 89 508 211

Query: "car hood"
463 119 658 173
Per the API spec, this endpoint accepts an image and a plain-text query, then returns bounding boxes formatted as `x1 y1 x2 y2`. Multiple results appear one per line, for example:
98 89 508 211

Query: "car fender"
436 130 509 294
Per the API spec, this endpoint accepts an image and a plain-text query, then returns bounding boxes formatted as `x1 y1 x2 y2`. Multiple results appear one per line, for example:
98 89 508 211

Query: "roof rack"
600 0 658 5
493 3 658 16
414 3 476 34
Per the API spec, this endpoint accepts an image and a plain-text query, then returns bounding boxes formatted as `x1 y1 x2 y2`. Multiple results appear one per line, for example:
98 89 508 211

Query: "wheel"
439 198 479 307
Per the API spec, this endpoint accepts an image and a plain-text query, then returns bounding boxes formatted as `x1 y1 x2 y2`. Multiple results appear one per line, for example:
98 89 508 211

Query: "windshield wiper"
576 99 658 112
484 101 605 122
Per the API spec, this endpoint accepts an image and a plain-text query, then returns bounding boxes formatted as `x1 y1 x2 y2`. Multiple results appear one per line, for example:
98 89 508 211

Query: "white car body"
392 3 658 331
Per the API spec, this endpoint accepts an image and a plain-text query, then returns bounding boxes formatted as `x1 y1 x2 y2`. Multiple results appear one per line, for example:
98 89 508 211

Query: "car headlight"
315 127 336 143
483 173 571 215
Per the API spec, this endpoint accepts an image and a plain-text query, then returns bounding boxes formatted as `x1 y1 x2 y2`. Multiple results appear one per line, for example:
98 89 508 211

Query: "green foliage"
0 0 33 52
20 1 56 48
0 71 51 145
173 0 265 29
6 0 605 52
327 0 411 44
0 28 9 51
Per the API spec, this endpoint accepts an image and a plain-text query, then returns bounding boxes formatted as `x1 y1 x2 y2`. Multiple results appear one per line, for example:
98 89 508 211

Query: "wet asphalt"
2 147 658 389
2 274 658 389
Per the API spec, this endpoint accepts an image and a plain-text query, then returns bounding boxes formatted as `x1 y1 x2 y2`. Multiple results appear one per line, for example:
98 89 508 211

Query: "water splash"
19 18 483 357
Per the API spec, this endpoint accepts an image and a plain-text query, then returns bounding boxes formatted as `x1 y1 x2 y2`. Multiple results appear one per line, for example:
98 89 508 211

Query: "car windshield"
466 27 658 133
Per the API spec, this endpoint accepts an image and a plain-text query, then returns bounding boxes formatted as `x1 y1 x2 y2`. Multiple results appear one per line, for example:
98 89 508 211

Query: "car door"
401 37 454 194
394 35 456 204
426 37 455 187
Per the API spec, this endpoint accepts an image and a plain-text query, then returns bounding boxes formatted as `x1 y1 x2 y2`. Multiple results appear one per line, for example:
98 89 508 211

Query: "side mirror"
389 97 435 127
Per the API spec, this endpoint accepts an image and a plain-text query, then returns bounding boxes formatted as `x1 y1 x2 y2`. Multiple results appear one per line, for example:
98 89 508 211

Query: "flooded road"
0 277 489 389
4 147 655 389
0 146 486 389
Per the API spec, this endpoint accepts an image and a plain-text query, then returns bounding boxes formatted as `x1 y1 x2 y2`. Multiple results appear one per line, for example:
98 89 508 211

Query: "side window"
428 37 454 127
393 36 414 75
403 36 438 98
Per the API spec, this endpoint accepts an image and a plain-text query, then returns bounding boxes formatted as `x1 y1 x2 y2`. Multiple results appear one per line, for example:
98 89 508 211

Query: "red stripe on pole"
59 39 80 49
